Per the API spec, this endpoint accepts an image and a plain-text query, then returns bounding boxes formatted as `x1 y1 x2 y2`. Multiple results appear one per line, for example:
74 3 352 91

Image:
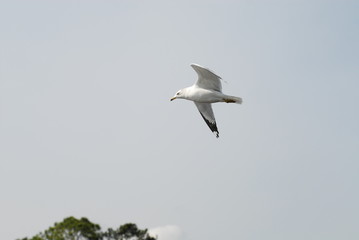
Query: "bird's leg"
223 98 236 103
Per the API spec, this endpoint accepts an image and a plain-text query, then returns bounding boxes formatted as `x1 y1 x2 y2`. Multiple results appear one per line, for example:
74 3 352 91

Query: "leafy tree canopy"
18 217 156 240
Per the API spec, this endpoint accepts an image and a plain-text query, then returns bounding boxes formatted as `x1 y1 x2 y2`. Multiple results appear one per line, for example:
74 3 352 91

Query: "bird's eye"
176 92 180 95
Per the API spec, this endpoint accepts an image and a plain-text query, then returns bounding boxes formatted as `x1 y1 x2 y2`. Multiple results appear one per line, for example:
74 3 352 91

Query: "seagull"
170 63 242 138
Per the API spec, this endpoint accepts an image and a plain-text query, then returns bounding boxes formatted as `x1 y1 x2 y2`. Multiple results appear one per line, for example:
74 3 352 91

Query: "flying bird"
171 64 242 138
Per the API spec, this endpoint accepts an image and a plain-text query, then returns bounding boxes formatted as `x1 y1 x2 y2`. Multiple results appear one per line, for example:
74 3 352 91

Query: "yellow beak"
170 97 176 101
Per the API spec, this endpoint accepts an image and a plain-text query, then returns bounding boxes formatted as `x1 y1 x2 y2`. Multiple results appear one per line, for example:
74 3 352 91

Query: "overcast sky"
1 1 358 240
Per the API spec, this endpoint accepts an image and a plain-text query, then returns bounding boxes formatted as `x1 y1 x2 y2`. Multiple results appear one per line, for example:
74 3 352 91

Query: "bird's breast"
187 88 223 103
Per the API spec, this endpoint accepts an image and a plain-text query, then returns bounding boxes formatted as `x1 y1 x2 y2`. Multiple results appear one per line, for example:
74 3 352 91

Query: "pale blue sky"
0 1 358 240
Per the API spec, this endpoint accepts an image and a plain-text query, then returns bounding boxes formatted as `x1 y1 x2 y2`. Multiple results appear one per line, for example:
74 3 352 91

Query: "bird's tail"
223 95 243 104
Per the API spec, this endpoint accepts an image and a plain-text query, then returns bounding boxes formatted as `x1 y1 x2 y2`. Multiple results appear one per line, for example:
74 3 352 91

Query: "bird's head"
170 89 184 101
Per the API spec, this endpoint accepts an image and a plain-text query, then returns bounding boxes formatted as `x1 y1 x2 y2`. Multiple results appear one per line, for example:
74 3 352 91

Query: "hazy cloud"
149 225 184 240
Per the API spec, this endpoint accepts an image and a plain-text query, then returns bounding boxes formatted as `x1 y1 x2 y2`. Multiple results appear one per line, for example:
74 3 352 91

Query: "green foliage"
40 217 101 240
103 223 156 240
18 217 156 240
18 236 45 240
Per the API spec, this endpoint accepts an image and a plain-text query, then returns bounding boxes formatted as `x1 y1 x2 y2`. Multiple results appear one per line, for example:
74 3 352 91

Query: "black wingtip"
199 112 220 138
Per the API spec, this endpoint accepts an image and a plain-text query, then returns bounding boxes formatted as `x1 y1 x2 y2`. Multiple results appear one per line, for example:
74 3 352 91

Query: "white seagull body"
171 63 242 138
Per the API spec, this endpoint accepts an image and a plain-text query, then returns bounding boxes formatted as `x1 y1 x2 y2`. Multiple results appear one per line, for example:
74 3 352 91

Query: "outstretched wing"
194 102 219 138
191 63 222 92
